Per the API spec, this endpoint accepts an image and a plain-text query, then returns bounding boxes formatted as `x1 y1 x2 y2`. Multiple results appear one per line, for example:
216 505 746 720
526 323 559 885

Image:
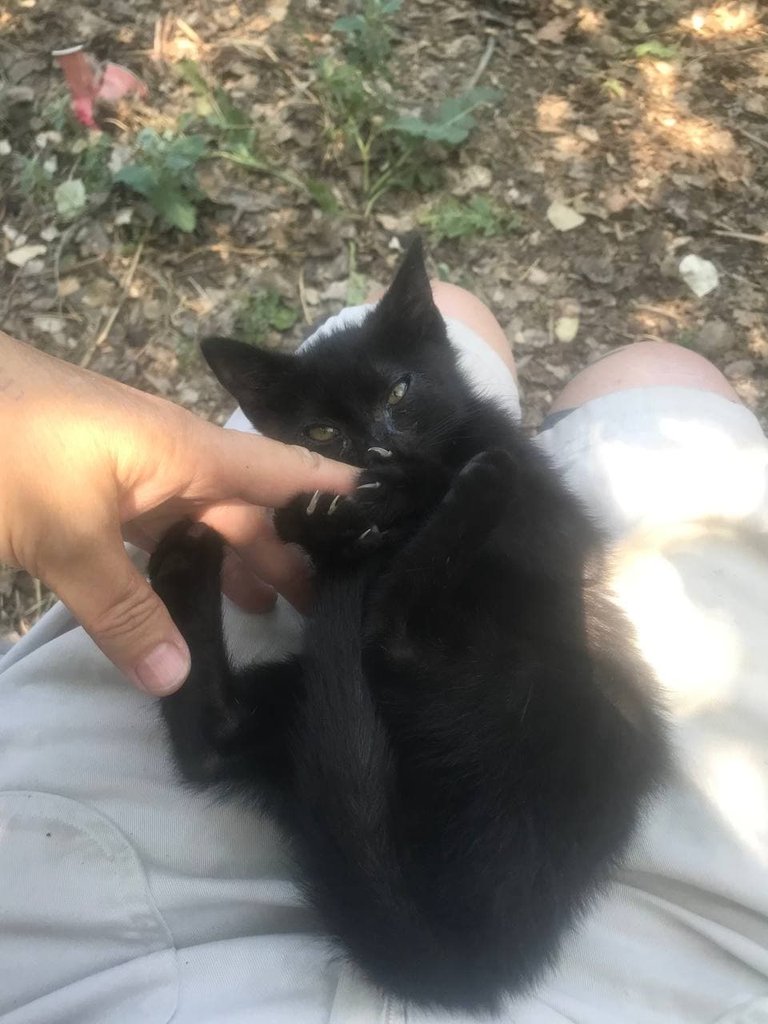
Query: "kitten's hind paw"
149 520 225 611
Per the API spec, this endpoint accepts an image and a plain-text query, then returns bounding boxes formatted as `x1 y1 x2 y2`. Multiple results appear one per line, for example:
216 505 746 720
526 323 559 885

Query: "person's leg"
548 341 738 414
537 341 766 540
366 280 517 379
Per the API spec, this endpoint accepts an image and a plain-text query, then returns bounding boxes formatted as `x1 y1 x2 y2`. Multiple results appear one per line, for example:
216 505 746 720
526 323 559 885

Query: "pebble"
695 319 734 357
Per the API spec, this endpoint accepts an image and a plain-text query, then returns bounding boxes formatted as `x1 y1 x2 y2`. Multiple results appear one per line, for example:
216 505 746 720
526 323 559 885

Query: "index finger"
203 428 359 508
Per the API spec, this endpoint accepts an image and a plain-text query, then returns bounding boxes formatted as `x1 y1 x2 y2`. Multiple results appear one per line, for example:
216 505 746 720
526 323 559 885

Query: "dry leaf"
536 16 573 44
546 200 585 231
6 244 46 267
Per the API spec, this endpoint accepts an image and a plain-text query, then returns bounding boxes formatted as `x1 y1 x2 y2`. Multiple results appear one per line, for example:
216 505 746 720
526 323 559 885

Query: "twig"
733 125 768 152
713 228 768 245
465 36 497 93
79 234 146 368
631 302 685 323
298 265 311 325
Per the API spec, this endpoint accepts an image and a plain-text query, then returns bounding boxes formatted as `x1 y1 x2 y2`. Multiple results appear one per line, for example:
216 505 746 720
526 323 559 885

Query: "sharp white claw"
357 481 381 491
368 447 392 458
306 490 321 515
358 525 381 541
327 494 343 516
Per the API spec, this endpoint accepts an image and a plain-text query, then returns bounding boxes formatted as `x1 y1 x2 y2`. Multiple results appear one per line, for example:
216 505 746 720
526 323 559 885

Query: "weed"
114 128 208 232
234 291 300 346
421 194 520 243
634 40 678 59
315 53 500 214
333 0 402 74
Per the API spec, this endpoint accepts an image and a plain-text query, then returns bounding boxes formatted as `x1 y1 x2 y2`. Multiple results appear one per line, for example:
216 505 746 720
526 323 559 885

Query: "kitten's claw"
306 490 321 515
327 494 343 516
358 525 381 541
357 481 381 491
367 447 392 459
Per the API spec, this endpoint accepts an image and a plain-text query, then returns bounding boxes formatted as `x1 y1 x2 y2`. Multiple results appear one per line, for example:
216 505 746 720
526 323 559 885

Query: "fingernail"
131 641 190 696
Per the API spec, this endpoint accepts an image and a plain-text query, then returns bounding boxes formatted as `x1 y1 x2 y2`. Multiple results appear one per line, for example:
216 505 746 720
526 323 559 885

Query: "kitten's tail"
290 567 507 1012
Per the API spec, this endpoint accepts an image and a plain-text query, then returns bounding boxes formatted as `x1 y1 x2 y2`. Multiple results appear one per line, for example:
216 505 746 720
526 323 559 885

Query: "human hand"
0 333 358 695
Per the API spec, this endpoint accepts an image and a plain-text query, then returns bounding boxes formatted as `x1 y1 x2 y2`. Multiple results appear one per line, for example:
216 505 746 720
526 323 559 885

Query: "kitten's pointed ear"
201 336 294 422
375 237 442 338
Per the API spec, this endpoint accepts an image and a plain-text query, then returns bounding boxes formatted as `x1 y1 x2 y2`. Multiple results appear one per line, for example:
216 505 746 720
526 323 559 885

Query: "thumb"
48 533 190 696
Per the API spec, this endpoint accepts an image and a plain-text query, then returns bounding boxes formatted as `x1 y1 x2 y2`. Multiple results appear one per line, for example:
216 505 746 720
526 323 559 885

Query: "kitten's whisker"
368 447 392 458
327 494 343 516
306 490 321 515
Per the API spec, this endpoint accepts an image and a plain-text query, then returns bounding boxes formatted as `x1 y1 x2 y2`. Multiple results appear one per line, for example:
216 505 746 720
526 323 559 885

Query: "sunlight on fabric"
595 416 768 532
611 549 741 715
704 746 767 860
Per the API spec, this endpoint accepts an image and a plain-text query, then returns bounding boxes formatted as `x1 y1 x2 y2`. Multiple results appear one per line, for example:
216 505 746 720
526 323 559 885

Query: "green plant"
177 60 260 167
234 291 300 346
315 56 500 213
333 0 402 74
634 40 678 59
114 128 208 232
421 195 519 243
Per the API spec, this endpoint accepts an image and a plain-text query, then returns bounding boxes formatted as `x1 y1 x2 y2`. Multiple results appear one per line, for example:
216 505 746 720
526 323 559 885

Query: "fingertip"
128 638 190 696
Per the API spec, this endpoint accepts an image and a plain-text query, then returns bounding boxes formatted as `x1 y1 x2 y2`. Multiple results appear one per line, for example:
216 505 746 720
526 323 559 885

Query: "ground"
1 0 767 637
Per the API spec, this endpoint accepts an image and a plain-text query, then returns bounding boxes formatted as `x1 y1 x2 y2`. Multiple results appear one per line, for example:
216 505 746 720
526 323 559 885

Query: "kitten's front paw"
274 490 376 562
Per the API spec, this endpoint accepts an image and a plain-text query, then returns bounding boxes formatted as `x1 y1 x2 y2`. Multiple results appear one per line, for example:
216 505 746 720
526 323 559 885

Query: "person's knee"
428 281 516 377
549 341 739 413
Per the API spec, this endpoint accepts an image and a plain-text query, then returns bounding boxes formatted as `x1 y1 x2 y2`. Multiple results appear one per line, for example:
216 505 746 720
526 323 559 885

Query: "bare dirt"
1 0 767 638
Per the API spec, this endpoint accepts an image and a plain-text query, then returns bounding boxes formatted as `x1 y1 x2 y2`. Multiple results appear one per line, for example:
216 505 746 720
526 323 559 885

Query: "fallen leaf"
546 200 585 231
537 16 573 44
679 254 719 297
6 244 47 268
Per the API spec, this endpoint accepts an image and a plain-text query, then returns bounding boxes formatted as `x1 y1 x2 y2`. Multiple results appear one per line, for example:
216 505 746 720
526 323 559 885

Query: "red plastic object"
52 44 149 130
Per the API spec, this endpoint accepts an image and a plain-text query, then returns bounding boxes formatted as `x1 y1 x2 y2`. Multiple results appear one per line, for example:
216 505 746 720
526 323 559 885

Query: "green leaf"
393 87 501 146
149 184 197 232
163 134 208 173
634 40 678 58
305 178 340 214
333 14 366 34
114 163 158 197
54 178 87 220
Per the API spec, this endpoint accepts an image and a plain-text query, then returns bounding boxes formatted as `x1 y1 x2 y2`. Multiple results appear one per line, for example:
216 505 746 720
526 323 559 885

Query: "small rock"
40 225 59 242
679 254 719 297
695 319 734 357
554 315 580 343
450 165 493 197
32 315 65 334
57 276 81 298
0 140 11 156
6 244 47 268
724 359 755 379
528 266 550 286
547 200 585 232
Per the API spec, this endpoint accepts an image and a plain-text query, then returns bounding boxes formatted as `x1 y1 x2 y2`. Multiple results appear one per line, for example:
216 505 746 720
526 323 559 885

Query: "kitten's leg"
149 521 302 789
366 450 516 636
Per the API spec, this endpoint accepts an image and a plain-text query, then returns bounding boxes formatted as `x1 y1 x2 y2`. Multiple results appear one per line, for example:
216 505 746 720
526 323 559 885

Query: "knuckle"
90 576 162 644
290 444 321 471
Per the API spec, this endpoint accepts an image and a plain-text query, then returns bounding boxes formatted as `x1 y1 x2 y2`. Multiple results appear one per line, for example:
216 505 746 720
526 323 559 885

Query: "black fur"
150 240 667 1014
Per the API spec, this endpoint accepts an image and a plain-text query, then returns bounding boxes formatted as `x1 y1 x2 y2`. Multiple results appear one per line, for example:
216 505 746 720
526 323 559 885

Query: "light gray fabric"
1 309 767 1023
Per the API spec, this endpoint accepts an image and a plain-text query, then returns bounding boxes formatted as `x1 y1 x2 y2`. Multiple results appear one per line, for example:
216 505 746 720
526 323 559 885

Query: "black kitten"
150 241 667 1014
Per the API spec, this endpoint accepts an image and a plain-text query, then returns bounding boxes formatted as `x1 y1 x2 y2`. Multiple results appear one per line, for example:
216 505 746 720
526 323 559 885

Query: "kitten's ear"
201 336 294 412
375 237 443 340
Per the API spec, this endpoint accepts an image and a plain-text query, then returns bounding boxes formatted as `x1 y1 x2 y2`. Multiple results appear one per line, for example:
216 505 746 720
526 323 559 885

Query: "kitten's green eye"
306 424 338 443
387 378 409 406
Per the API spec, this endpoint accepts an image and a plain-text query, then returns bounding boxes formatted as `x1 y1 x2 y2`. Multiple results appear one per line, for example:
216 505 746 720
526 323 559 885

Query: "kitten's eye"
305 424 339 443
387 377 409 406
